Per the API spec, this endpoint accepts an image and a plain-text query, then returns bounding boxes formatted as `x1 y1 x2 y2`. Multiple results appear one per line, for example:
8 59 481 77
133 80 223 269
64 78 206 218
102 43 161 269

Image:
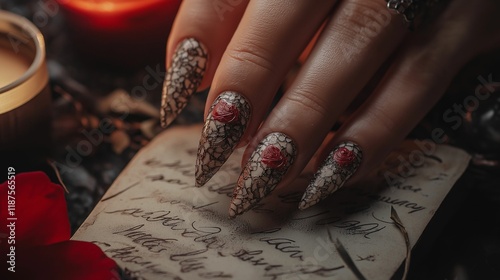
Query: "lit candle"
57 0 181 68
0 10 51 152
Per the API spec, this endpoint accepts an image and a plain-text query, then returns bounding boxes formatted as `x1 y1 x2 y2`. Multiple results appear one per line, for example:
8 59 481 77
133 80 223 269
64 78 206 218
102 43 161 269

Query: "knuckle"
285 89 331 120
225 41 275 73
271 108 292 129
334 0 391 45
366 104 398 136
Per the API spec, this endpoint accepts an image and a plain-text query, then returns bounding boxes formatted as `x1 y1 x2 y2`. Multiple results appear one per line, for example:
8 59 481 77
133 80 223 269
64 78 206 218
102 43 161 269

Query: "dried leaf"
113 118 125 130
98 89 159 119
328 229 367 280
140 119 159 139
110 130 131 155
88 115 100 129
390 206 411 280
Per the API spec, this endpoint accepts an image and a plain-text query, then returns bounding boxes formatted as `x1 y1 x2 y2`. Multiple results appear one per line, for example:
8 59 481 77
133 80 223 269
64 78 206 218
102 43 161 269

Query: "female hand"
160 0 500 217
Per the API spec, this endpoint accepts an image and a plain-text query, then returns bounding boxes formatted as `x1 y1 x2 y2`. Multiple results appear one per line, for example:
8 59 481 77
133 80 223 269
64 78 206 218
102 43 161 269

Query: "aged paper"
72 125 470 280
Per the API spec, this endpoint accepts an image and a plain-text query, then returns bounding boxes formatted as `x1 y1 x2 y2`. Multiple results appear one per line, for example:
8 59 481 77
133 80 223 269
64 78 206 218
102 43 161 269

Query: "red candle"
57 0 181 68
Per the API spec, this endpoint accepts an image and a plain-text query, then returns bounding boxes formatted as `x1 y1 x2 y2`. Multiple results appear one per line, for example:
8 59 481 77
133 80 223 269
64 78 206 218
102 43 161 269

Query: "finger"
229 0 408 217
299 0 483 210
161 0 249 127
195 0 337 188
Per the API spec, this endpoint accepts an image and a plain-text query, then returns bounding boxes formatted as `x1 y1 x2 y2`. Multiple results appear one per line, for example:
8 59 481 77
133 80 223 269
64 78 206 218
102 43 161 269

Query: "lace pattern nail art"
161 38 208 127
299 142 362 210
196 92 251 187
229 132 296 218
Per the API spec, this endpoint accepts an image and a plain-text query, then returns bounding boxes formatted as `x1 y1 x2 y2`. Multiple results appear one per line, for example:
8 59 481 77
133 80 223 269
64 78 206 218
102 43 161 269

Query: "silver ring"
386 0 440 27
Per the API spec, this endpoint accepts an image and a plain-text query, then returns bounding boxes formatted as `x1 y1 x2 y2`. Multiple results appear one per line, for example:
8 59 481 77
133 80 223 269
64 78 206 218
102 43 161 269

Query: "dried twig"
390 206 411 280
47 159 70 194
328 229 367 280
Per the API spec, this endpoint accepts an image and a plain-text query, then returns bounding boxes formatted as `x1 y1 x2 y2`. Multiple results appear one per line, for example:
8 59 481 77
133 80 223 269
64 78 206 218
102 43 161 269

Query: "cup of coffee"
0 10 51 153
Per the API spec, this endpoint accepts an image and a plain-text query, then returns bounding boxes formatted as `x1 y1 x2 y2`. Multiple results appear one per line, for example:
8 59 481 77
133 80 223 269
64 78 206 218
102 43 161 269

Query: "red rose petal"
0 172 118 280
0 172 70 248
9 241 118 280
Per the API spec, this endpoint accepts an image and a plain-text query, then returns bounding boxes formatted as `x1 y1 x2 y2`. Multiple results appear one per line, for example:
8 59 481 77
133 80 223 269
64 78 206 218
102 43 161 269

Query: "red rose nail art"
212 101 240 124
299 142 362 210
333 147 356 167
229 132 296 218
195 92 251 188
261 145 287 169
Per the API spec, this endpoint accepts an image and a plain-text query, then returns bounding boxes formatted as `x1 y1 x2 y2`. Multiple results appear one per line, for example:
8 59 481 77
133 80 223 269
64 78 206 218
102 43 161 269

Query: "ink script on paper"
72 125 470 280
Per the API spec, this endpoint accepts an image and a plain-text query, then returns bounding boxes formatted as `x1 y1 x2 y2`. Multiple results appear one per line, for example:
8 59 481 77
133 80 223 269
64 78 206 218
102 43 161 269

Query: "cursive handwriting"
205 182 234 198
144 159 195 177
170 248 233 278
388 179 422 193
231 249 282 271
104 245 179 278
368 195 426 213
258 237 304 261
72 127 469 280
348 187 427 214
170 249 208 273
292 211 386 239
105 208 226 250
113 224 177 253
147 174 188 186
263 265 344 280
231 249 343 279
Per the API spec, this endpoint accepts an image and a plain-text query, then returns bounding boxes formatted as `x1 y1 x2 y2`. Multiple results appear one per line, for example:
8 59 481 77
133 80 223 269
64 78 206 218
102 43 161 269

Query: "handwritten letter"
73 125 470 280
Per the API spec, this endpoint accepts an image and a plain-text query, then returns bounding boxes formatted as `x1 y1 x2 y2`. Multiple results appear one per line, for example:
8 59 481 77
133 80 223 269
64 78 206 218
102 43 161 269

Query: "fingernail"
299 142 362 210
161 38 208 127
195 91 251 187
229 132 296 218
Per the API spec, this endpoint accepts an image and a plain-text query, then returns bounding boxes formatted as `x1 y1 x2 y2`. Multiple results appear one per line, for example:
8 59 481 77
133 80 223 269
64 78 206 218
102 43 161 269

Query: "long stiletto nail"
161 38 208 127
299 142 362 210
196 92 251 187
229 132 296 218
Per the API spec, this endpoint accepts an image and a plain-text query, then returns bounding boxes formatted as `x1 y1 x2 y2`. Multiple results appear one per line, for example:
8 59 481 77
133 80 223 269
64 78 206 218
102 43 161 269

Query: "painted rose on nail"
298 141 362 210
333 147 356 167
195 91 251 187
212 101 240 124
229 132 296 218
261 145 288 169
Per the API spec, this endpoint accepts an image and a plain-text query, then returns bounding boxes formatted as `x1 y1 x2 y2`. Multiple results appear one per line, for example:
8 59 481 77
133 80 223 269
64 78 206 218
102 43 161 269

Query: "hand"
160 0 500 217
